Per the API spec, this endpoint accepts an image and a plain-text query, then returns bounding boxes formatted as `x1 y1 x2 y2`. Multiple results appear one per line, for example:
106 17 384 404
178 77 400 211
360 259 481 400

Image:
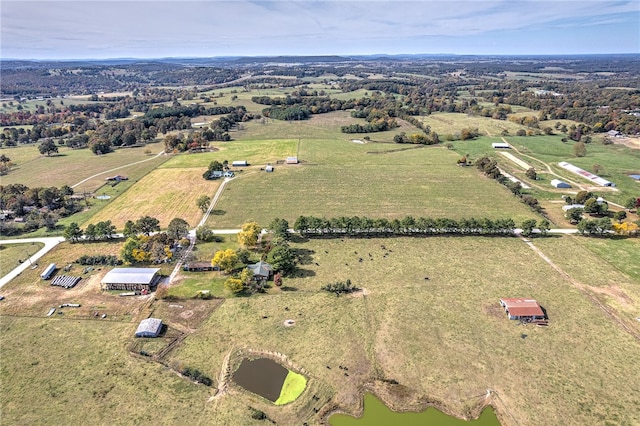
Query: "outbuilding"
135 318 163 338
499 298 545 321
286 156 299 164
41 263 57 280
551 179 571 188
232 160 248 167
492 142 511 149
101 268 161 291
183 262 218 272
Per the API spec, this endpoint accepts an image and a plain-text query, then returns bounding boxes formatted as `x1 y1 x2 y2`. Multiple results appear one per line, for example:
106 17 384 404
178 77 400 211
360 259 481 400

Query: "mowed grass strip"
85 168 218 230
274 370 307 405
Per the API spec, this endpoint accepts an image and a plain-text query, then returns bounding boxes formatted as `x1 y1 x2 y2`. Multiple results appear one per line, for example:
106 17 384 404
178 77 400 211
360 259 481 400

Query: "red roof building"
499 298 545 321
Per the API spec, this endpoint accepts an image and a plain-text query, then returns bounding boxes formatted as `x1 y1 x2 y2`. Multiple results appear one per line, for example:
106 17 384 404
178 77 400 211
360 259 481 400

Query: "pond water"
330 393 500 426
232 357 288 402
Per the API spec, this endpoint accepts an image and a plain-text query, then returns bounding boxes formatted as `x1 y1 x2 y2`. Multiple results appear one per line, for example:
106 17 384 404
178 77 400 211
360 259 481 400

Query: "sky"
1 0 639 59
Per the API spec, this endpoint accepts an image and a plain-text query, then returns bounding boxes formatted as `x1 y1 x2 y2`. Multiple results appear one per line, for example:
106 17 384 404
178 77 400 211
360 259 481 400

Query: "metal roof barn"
135 318 163 338
101 268 161 291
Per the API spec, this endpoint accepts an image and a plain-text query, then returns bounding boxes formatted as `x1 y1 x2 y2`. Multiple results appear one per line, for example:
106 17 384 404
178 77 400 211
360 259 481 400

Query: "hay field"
86 168 219 230
168 236 640 425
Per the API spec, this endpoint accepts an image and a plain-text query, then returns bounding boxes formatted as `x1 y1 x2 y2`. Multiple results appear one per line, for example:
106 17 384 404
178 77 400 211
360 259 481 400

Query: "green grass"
417 112 528 138
0 242 44 276
0 316 212 424
0 144 167 192
274 370 307 405
168 236 640 425
206 136 537 228
167 275 227 299
573 237 640 281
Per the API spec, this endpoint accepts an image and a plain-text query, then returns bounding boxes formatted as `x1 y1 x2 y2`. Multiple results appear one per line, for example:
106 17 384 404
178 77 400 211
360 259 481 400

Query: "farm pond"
232 357 306 405
330 393 500 426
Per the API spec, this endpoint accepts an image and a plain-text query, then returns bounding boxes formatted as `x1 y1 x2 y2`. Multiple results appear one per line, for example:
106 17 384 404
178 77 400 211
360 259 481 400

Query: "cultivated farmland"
86 167 219 230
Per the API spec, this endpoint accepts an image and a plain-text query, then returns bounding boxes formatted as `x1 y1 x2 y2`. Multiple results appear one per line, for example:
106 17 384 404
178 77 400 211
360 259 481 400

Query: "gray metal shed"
135 318 163 338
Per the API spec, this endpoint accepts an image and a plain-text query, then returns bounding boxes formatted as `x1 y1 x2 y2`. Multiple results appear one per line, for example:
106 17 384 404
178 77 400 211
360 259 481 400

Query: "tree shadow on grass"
293 248 315 265
290 268 315 278
280 286 298 292
211 209 226 216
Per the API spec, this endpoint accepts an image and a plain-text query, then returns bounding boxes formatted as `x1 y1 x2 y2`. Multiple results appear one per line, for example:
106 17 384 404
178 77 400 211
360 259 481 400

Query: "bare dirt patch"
614 136 640 150
585 284 634 308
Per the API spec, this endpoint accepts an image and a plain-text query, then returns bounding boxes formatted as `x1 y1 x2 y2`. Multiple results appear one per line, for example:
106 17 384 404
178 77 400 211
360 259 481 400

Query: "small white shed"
551 179 571 188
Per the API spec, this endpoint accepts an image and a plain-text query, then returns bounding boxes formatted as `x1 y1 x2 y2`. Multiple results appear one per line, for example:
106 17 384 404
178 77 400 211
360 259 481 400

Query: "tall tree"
212 249 238 274
167 217 189 240
237 221 261 248
63 222 83 242
135 216 160 235
196 195 211 213
38 139 58 156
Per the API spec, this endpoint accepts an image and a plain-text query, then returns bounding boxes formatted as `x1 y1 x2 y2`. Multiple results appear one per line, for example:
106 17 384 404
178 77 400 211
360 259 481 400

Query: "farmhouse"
492 142 511 149
551 179 571 188
101 267 161 291
135 318 163 338
499 298 545 321
248 261 273 282
209 170 224 179
232 160 248 167
558 161 616 187
286 156 299 164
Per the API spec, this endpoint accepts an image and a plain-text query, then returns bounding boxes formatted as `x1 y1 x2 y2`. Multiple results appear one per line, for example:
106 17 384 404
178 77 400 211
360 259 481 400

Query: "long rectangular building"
558 161 615 187
101 268 161 291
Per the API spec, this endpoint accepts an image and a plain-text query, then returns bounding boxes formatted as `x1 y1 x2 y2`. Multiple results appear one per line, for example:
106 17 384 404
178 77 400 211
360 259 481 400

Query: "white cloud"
1 0 638 57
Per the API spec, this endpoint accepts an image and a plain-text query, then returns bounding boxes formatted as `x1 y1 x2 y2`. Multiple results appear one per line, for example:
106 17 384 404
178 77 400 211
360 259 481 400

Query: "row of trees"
475 156 544 215
292 215 523 236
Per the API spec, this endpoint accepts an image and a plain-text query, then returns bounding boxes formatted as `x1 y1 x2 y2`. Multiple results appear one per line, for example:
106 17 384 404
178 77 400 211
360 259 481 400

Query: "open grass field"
0 316 213 425
448 134 640 206
85 167 219 230
0 144 167 192
204 120 537 228
417 112 528 138
0 242 43 277
165 235 640 425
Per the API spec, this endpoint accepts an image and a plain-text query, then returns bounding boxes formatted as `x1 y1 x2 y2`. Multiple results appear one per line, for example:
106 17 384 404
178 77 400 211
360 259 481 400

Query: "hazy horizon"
2 1 639 60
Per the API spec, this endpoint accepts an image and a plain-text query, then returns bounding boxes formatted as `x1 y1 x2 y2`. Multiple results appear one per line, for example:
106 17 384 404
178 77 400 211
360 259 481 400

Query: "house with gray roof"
248 261 273 282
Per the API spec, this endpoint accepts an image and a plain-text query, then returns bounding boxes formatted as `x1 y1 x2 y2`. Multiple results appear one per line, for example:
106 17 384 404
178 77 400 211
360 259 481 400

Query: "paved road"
0 237 65 288
0 227 577 289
